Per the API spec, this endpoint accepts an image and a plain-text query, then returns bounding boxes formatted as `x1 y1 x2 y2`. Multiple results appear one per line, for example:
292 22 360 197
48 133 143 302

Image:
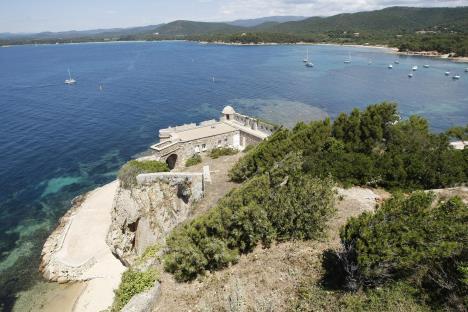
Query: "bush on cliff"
118 160 169 189
209 147 238 159
164 153 336 282
229 102 468 190
185 154 202 167
335 192 467 309
112 269 159 311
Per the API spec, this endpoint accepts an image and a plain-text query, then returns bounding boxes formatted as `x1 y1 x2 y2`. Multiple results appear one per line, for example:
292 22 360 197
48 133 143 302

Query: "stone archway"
166 154 178 170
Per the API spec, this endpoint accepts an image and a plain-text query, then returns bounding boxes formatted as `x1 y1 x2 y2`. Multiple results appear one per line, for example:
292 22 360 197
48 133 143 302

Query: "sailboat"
388 64 393 69
304 49 314 67
303 48 309 63
408 71 414 78
64 69 76 85
412 66 418 71
453 75 460 80
344 52 351 64
445 71 451 76
423 65 430 68
394 60 400 64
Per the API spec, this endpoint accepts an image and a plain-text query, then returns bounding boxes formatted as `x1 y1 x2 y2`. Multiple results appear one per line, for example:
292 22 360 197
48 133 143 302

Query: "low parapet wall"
137 172 204 201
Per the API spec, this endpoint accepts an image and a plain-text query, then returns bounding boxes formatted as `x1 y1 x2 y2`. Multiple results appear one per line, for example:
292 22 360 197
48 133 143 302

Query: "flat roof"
174 122 237 142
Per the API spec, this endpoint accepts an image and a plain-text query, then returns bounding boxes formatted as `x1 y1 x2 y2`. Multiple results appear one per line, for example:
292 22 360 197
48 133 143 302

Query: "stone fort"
150 106 275 169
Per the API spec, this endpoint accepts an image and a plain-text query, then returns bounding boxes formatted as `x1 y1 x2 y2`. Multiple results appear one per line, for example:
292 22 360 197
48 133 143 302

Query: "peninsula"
38 102 467 312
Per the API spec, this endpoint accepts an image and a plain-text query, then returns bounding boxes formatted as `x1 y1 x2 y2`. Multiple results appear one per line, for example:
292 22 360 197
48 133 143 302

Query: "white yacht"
412 66 418 71
423 65 429 68
304 49 314 67
408 72 414 78
388 64 393 69
64 69 76 85
445 71 451 76
453 75 460 80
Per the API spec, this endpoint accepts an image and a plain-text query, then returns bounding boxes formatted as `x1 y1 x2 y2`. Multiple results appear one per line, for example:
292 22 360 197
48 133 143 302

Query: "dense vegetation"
164 153 335 281
208 147 238 159
230 102 468 190
334 192 467 310
3 7 468 56
112 269 159 311
118 160 169 189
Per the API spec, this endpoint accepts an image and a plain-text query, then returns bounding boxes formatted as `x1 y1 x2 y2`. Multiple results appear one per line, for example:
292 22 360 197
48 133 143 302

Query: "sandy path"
46 181 125 312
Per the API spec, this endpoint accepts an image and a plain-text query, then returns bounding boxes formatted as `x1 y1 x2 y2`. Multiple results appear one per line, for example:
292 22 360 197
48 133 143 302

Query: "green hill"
269 6 468 34
155 20 244 36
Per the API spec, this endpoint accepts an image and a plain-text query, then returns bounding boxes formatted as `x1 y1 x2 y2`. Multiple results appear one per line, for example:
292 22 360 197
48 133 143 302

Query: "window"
202 144 206 151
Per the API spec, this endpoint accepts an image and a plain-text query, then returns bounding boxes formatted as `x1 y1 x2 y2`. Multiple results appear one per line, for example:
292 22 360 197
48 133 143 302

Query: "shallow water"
0 41 467 310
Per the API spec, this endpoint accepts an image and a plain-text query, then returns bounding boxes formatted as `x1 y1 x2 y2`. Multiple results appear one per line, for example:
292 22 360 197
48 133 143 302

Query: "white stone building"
150 106 275 169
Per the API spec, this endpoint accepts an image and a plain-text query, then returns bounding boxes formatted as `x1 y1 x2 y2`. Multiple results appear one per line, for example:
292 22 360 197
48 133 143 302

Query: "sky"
1 0 467 33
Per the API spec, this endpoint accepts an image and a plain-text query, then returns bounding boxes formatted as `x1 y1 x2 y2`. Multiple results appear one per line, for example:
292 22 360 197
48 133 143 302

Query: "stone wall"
171 131 239 168
106 172 204 265
240 131 263 148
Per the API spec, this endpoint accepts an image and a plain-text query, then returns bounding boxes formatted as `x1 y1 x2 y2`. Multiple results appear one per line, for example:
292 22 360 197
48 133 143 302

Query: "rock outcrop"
106 172 204 265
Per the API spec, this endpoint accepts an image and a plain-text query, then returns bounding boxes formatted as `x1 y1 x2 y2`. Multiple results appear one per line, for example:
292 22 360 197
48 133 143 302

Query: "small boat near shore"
453 75 460 80
388 64 393 69
445 71 451 76
412 66 418 71
408 72 414 78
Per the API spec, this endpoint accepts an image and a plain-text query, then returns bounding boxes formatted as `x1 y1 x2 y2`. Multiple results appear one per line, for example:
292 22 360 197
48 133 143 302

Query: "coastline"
201 40 468 63
38 181 125 312
3 38 467 63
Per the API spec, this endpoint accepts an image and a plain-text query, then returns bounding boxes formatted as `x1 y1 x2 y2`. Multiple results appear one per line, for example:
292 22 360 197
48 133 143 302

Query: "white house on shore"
150 106 275 169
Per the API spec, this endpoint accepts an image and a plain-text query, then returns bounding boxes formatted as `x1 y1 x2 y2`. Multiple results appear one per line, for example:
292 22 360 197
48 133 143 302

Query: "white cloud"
219 0 468 19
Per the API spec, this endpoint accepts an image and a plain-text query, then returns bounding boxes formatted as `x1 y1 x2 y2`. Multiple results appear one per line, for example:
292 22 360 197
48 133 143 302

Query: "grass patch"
112 269 159 311
209 147 238 159
118 160 169 189
185 154 202 167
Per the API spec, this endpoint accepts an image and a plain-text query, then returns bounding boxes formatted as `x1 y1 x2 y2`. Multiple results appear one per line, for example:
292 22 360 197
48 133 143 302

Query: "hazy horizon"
1 0 468 34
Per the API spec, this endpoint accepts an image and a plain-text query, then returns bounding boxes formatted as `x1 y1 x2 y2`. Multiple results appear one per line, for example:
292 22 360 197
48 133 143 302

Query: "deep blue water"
0 41 467 310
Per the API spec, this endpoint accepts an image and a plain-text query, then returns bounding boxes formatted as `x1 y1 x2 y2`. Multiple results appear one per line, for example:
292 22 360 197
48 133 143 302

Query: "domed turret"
222 106 235 121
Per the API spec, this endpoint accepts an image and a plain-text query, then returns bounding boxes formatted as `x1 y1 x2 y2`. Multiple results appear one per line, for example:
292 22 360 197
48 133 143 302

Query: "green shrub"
242 144 256 153
185 154 202 167
112 269 159 311
337 192 467 309
230 103 468 190
164 153 335 282
209 147 238 159
118 160 169 189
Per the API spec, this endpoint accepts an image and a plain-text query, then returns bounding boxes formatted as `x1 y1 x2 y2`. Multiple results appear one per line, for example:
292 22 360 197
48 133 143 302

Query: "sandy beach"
38 181 125 312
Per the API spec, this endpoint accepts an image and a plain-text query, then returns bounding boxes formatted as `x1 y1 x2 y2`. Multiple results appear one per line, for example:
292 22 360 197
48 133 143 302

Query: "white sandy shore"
41 181 125 312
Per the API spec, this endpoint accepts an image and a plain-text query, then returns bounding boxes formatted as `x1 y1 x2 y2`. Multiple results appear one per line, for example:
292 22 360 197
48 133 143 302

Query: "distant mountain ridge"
227 16 308 27
2 7 468 43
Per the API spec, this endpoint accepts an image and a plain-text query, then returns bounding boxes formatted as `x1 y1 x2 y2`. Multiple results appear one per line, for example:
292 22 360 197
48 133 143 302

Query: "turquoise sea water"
0 41 467 310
